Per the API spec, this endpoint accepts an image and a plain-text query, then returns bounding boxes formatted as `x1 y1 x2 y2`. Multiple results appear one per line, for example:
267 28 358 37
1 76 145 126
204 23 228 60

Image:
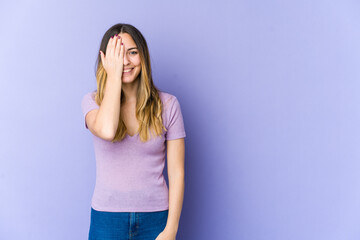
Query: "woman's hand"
99 33 124 82
155 229 177 240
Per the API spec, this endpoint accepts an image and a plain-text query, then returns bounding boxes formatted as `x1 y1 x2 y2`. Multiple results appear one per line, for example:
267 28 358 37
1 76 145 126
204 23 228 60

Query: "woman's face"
118 33 141 83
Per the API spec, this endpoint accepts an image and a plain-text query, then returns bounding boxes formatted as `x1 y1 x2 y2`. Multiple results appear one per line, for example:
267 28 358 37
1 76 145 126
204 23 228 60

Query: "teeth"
123 68 133 73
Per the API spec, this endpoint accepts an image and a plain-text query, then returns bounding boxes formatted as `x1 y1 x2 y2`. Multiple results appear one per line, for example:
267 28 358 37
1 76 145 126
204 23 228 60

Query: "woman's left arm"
156 138 185 240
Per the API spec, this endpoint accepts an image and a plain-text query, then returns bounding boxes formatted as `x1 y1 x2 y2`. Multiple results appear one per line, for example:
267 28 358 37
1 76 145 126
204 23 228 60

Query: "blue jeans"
88 207 169 240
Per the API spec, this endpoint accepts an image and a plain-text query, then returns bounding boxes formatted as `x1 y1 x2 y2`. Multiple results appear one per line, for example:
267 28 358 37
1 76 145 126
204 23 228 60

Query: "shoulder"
81 90 99 113
158 90 178 108
158 90 184 123
82 90 97 102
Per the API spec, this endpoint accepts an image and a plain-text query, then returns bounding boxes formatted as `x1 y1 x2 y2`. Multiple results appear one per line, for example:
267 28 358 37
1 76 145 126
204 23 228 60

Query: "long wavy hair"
93 23 167 143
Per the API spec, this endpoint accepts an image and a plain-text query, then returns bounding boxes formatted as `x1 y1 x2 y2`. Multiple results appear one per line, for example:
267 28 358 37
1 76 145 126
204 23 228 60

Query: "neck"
122 78 139 103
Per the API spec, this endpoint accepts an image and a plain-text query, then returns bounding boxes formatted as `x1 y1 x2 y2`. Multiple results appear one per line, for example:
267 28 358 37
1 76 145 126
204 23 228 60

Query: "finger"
115 35 121 57
111 34 117 56
119 41 124 59
105 35 113 56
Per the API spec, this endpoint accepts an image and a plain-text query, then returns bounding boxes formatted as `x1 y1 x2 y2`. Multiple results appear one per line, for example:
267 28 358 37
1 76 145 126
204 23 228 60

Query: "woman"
81 23 186 240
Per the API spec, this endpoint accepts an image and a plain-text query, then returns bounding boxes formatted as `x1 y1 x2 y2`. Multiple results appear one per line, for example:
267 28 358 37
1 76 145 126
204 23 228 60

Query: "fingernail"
121 43 123 45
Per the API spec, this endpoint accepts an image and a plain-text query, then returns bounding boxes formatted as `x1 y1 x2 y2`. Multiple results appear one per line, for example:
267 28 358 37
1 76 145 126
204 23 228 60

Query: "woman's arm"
164 138 185 234
94 78 122 139
93 35 124 140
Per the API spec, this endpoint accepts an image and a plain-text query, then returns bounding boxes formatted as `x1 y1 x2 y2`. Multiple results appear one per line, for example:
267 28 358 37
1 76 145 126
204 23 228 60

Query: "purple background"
1 0 360 239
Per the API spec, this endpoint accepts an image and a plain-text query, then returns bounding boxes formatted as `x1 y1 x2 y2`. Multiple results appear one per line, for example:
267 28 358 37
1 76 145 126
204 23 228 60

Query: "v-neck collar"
126 132 139 138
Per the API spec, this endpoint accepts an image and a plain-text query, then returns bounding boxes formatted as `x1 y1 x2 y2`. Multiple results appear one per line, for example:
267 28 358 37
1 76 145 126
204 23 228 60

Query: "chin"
122 75 140 83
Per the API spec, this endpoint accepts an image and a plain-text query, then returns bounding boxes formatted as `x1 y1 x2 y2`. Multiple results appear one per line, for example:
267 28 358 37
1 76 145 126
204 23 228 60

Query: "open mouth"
123 68 134 73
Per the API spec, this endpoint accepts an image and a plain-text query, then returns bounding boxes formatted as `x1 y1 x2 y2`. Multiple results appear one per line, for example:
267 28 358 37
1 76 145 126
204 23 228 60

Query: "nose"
123 52 130 66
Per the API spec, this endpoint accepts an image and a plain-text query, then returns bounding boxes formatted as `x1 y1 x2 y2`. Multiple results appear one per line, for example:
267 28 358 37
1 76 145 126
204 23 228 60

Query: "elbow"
99 127 116 141
94 121 116 141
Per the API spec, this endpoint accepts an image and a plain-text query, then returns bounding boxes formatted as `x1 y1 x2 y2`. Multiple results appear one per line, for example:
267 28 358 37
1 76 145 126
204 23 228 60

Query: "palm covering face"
100 33 125 79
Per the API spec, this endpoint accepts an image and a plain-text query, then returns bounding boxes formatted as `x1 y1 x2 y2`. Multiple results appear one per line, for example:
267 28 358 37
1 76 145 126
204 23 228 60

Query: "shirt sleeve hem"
166 132 186 140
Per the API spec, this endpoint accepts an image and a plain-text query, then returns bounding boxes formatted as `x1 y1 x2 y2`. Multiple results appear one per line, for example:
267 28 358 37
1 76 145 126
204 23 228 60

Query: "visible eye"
130 51 138 55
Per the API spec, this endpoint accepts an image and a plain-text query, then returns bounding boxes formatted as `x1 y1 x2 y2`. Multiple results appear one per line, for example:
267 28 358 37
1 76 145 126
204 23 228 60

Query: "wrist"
107 74 122 82
164 225 178 235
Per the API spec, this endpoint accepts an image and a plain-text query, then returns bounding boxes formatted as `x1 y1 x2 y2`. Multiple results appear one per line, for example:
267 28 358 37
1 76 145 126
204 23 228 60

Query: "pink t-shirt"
81 90 186 212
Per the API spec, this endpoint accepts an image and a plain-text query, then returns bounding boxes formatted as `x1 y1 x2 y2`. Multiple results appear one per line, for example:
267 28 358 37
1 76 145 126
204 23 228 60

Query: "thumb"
99 50 105 65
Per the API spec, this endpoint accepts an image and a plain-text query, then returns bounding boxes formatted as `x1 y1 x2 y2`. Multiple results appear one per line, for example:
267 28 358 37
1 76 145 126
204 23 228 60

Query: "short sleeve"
165 96 186 140
81 91 100 129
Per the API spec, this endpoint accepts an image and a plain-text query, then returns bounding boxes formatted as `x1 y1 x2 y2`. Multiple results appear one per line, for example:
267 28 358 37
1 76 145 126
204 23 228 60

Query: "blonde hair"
93 23 167 143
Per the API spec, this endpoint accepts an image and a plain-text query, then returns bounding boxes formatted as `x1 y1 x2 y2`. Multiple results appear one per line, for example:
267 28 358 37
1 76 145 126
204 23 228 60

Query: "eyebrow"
127 47 138 51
